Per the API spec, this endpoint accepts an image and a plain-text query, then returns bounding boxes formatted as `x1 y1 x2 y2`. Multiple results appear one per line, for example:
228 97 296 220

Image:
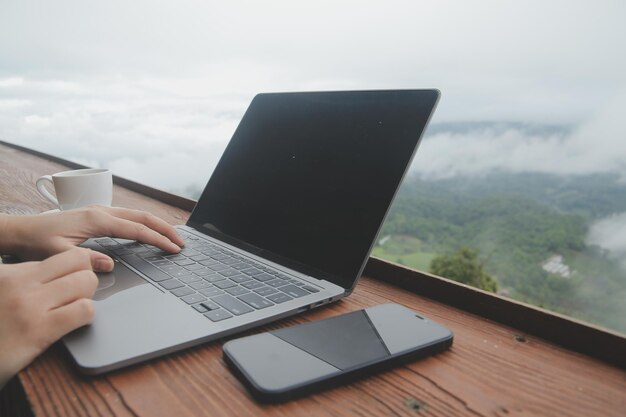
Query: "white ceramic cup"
36 168 113 211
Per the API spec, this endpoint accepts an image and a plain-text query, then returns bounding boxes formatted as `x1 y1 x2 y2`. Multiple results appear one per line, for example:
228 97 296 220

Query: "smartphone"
223 303 453 402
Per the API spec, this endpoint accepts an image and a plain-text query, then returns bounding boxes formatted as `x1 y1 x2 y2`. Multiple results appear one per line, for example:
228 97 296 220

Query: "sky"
1 0 625 194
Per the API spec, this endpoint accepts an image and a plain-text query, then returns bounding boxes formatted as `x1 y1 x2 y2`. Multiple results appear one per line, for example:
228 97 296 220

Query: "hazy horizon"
2 1 625 192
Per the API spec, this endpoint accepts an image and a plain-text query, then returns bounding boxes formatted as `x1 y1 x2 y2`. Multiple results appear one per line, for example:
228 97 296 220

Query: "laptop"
64 90 440 374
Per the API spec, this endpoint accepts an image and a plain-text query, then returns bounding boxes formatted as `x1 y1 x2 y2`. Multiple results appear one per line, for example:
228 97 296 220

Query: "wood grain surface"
1 142 625 417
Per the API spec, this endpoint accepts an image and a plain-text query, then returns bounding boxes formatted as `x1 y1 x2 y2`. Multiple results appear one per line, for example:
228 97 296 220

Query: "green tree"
430 247 498 293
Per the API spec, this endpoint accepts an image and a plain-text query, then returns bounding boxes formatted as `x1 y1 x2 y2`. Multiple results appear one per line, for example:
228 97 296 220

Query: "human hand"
0 248 99 388
1 206 184 271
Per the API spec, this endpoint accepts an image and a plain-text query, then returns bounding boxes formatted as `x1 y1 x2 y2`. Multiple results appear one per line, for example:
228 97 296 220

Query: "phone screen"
223 304 453 402
271 310 389 370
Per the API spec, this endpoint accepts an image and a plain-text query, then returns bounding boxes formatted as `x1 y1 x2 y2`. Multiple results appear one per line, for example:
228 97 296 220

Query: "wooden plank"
2 141 626 417
0 139 196 212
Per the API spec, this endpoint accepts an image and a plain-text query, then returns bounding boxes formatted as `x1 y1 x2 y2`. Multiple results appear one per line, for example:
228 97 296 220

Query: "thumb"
88 250 114 272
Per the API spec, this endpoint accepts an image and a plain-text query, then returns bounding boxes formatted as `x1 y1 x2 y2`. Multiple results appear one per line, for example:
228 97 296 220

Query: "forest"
373 171 626 333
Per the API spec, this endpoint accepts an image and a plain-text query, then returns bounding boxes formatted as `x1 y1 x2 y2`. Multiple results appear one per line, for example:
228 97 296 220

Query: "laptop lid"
187 90 439 292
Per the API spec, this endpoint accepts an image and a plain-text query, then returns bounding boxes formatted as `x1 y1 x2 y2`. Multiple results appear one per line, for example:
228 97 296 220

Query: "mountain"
375 171 626 333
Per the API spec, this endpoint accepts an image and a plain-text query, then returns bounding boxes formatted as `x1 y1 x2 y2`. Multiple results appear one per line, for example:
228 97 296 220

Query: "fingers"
88 250 114 272
98 215 182 253
43 269 98 310
54 242 114 273
93 206 185 248
37 248 94 283
46 298 95 339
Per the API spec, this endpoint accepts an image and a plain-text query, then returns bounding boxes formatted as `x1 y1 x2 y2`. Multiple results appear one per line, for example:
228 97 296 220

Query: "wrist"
0 214 31 257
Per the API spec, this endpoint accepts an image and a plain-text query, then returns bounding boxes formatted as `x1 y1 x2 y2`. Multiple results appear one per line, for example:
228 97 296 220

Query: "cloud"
0 77 24 87
1 1 625 197
1 1 625 123
587 213 626 269
411 89 626 179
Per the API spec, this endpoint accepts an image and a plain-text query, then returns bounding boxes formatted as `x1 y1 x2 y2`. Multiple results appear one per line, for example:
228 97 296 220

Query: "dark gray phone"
223 303 453 402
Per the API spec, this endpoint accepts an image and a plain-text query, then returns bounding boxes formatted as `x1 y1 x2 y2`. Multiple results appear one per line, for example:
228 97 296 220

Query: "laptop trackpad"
63 263 213 373
93 260 147 300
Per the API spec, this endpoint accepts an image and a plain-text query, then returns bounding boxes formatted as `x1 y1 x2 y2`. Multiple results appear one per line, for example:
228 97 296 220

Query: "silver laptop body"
63 90 440 374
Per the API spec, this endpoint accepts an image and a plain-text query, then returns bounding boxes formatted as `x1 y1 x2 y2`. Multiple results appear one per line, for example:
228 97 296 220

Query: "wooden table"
1 141 625 417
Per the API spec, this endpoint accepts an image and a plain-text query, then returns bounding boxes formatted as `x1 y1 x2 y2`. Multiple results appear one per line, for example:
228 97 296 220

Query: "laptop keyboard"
93 230 320 322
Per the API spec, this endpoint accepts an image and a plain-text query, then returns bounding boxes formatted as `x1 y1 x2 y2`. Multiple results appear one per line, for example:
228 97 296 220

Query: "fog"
412 90 626 179
587 213 626 270
1 0 625 192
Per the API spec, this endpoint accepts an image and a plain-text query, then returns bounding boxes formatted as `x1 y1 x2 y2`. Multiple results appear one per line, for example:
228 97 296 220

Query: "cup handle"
36 175 59 207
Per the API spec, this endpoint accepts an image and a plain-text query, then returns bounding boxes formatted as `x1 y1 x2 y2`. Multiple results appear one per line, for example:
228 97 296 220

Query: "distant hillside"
376 172 626 333
425 121 571 138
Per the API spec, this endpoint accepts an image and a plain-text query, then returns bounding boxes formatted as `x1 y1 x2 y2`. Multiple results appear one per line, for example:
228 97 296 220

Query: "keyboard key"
302 285 320 293
153 259 173 267
132 248 153 255
159 264 182 273
214 280 237 289
184 264 206 271
211 294 254 316
225 286 250 296
180 274 201 284
194 269 217 277
242 267 263 276
199 288 224 297
242 280 264 289
221 258 239 265
171 287 195 297
190 280 213 290
230 274 252 283
150 248 170 256
113 238 134 244
218 268 241 277
230 262 249 270
159 279 185 290
112 248 133 256
95 238 115 244
204 274 227 283
204 309 233 322
174 259 195 266
180 249 201 257
208 263 230 271
145 255 164 262
253 273 275 282
121 254 171 282
238 293 274 310
181 294 207 304
278 285 310 298
200 300 220 310
210 253 229 261
189 254 212 262
164 254 185 261
266 278 288 287
168 269 193 278
254 286 278 296
267 292 293 304
193 304 208 313
199 259 219 267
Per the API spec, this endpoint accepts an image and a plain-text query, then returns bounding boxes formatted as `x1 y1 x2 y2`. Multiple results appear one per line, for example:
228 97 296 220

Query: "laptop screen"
188 90 439 290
